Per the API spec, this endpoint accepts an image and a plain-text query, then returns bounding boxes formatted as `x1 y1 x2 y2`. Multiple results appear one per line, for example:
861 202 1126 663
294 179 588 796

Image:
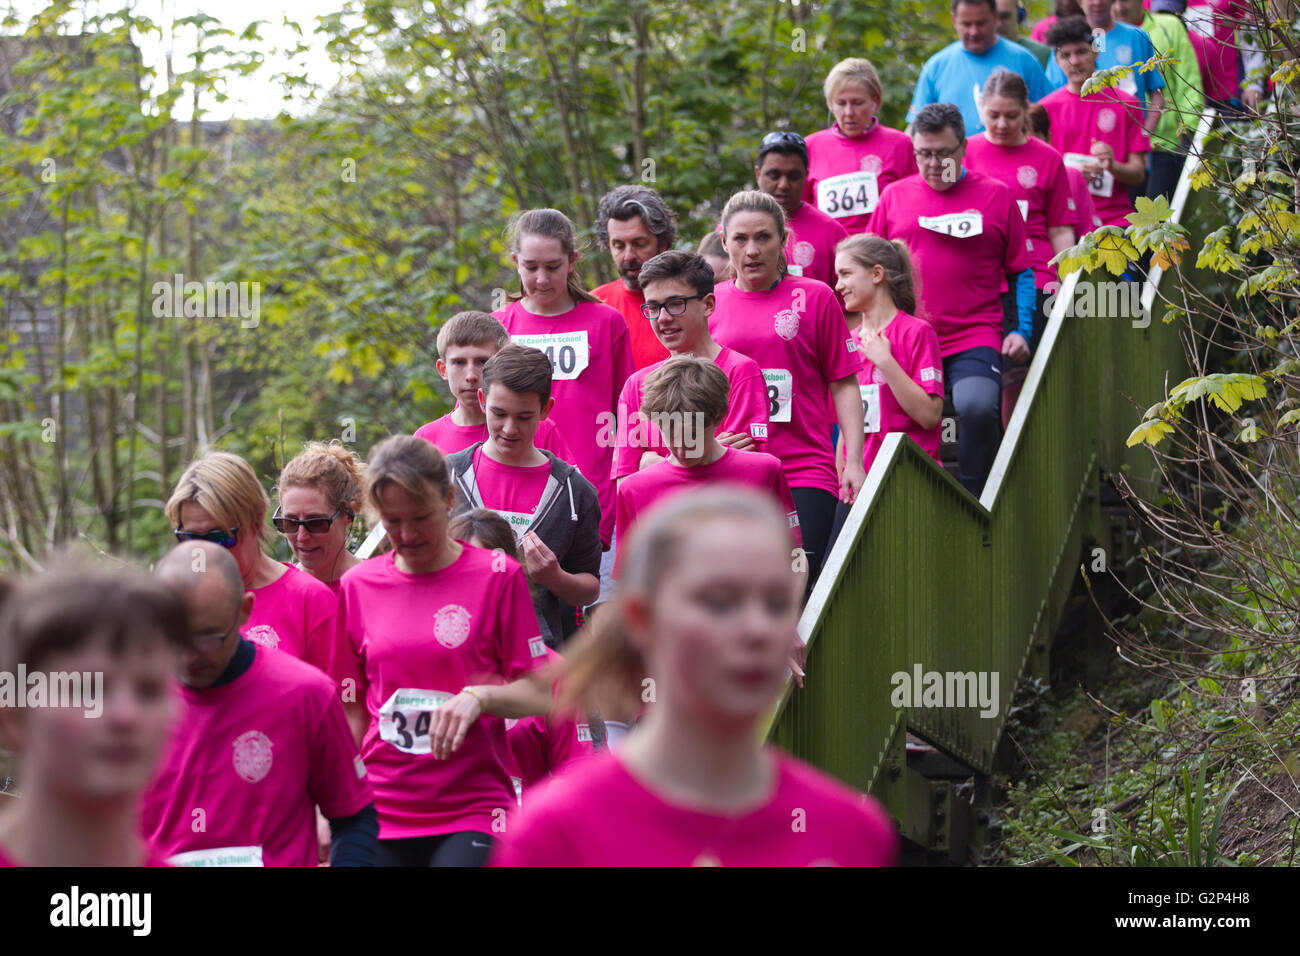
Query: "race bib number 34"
918 212 983 238
860 384 882 434
511 331 590 381
763 369 794 423
816 171 879 218
379 688 454 755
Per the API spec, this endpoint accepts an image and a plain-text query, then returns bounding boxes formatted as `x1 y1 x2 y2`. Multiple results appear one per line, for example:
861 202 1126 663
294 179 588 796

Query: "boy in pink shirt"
143 542 376 867
615 356 801 569
612 250 769 482
867 103 1031 495
1041 16 1151 228
415 311 574 460
753 131 848 290
445 345 602 648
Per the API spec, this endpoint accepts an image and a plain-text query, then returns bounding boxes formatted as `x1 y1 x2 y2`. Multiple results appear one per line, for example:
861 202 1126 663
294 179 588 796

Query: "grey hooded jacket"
446 443 602 647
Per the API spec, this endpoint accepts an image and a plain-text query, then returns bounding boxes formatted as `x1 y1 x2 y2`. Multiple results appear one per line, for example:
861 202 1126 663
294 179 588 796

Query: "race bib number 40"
918 211 983 238
816 171 879 218
763 369 794 423
379 688 454 755
860 384 881 434
1063 153 1115 198
511 331 590 380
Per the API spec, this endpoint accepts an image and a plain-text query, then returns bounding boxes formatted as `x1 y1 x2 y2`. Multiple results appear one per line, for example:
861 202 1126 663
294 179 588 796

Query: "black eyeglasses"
641 294 707 319
174 527 239 548
914 145 963 162
272 506 352 535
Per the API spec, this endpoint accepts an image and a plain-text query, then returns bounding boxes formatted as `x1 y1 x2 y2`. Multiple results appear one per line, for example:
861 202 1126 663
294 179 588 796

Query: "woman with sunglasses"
803 58 917 236
275 441 364 593
165 451 337 673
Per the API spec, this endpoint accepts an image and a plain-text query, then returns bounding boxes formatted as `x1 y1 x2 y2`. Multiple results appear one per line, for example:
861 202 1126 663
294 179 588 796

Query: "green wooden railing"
766 112 1224 831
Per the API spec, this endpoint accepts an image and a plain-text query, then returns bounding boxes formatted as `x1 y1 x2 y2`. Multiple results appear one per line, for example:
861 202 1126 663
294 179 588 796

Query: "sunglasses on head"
174 526 239 549
761 130 806 149
272 506 352 535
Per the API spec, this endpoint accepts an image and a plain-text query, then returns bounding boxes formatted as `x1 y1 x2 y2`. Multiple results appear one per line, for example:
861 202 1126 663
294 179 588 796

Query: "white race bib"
787 263 804 276
168 846 264 867
917 211 983 238
860 384 882 434
1118 73 1138 97
379 687 454 755
1017 199 1029 222
762 369 793 423
816 170 879 218
1063 153 1114 198
511 331 590 381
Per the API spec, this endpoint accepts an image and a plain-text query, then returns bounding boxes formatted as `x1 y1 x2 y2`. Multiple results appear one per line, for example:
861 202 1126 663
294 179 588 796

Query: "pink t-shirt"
785 202 849 289
330 545 547 839
964 134 1076 289
244 563 336 675
491 749 898 866
1030 15 1056 44
505 650 594 794
615 448 802 572
709 275 860 495
141 648 373 867
495 299 636 548
868 170 1031 357
471 448 550 522
850 312 944 472
1184 0 1248 103
1064 166 1103 236
415 412 575 463
611 346 770 480
803 121 918 235
1040 85 1151 228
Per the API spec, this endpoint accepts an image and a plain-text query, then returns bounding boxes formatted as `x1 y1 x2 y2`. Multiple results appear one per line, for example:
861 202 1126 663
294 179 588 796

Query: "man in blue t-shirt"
1044 0 1166 131
908 0 1057 136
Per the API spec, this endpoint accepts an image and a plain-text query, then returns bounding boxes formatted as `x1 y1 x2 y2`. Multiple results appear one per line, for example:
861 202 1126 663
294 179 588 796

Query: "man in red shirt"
592 185 678 370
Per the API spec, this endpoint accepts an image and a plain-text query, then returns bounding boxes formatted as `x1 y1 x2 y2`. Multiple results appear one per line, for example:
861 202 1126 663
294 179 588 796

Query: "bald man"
141 541 377 867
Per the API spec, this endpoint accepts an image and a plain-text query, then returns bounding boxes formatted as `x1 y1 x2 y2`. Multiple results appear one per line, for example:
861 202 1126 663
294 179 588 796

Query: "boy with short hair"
416 311 575 460
615 356 801 567
446 345 602 648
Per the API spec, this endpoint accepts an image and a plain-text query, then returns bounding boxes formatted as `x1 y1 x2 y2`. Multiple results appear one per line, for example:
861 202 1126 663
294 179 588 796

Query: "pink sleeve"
725 360 771 450
496 565 547 681
866 196 889 238
613 484 634 578
897 137 919 179
774 466 803 550
610 319 636 412
327 581 366 698
815 287 859 384
911 323 945 398
307 683 374 818
611 375 645 479
546 709 594 778
303 588 337 676
1044 155 1075 230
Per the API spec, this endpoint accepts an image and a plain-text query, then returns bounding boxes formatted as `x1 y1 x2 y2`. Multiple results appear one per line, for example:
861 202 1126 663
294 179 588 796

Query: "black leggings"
792 486 839 592
375 831 496 867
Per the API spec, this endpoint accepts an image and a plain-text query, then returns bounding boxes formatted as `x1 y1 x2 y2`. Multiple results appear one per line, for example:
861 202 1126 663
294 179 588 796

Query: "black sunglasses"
273 505 352 535
174 527 239 549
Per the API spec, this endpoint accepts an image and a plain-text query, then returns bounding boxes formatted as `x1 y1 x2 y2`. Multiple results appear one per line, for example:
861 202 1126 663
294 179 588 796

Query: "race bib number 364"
379 688 453 755
816 171 879 218
918 212 983 238
511 331 590 381
763 369 794 423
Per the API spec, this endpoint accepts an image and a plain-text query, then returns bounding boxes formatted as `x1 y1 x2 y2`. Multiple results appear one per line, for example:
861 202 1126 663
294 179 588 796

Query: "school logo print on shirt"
773 309 800 341
1017 165 1038 189
433 604 472 649
232 730 274 783
859 154 882 175
246 624 280 650
1097 108 1117 133
793 241 815 269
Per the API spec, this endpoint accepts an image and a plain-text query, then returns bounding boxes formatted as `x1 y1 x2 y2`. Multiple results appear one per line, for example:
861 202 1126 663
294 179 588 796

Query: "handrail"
765 111 1221 813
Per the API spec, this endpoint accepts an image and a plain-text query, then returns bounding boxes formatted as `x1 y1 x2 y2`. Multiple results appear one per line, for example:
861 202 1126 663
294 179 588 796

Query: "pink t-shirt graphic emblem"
433 604 472 649
232 730 274 783
860 154 882 175
246 625 279 650
793 241 815 268
1097 108 1117 133
1017 165 1038 189
773 309 800 340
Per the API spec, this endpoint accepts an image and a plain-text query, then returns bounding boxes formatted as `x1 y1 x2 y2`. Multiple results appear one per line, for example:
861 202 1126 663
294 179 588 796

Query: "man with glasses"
868 103 1032 496
610 250 770 484
909 0 1056 136
142 541 378 867
753 130 848 291
592 185 679 370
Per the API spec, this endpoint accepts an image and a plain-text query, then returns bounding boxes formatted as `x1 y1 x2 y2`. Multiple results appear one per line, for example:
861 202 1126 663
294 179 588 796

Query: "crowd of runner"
0 0 1265 867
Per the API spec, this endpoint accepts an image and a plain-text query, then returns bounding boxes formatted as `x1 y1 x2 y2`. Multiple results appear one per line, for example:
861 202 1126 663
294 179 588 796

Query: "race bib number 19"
860 384 881 434
511 331 590 381
379 688 454 754
816 171 879 218
763 369 794 423
918 212 983 238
